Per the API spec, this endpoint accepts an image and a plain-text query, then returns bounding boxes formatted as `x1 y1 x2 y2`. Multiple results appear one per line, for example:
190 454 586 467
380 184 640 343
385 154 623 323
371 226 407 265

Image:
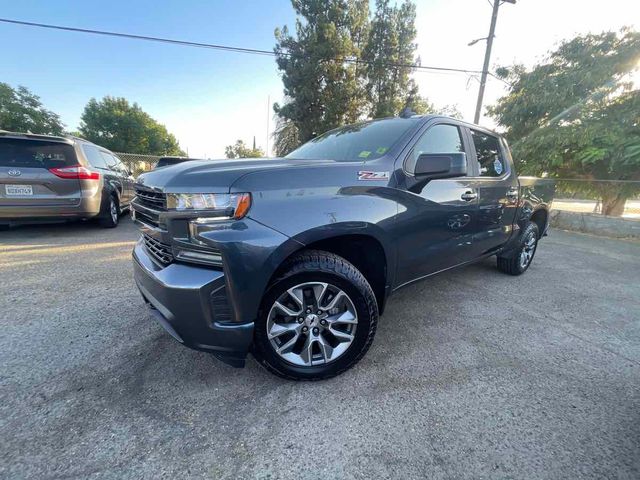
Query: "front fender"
243 184 400 290
194 218 303 324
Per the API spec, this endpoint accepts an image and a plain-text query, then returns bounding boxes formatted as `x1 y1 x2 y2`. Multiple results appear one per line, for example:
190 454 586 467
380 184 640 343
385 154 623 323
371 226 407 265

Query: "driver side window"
406 124 465 173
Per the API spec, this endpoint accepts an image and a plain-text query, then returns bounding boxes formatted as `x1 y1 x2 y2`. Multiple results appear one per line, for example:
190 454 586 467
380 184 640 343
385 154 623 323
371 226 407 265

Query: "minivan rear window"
0 138 77 169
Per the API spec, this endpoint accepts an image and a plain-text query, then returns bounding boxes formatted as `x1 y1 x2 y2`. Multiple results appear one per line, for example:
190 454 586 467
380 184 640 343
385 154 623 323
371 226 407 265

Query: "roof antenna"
399 106 416 118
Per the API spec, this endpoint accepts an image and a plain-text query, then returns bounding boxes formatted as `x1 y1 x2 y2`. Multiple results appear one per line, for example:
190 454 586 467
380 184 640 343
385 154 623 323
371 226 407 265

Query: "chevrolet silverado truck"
131 114 554 380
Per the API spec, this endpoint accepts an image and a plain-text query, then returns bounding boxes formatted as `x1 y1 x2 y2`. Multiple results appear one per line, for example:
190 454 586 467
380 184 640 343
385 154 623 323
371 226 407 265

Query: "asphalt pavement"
1 218 638 479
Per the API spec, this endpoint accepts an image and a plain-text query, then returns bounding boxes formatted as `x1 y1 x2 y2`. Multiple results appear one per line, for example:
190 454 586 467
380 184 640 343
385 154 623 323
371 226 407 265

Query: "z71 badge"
358 171 390 181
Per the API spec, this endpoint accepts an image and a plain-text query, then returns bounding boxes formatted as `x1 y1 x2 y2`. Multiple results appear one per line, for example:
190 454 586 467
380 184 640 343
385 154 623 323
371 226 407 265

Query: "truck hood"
136 157 335 193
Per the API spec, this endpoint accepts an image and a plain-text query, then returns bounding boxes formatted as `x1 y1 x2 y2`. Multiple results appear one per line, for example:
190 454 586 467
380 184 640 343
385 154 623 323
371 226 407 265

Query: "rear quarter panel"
517 176 556 232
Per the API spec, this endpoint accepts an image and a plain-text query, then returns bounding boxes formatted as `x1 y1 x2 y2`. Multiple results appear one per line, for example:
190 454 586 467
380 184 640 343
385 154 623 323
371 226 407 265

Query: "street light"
468 36 491 47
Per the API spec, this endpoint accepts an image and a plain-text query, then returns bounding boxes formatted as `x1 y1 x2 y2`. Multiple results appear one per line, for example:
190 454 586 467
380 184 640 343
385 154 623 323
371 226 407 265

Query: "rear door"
0 138 81 207
82 144 127 205
464 128 519 256
110 154 135 204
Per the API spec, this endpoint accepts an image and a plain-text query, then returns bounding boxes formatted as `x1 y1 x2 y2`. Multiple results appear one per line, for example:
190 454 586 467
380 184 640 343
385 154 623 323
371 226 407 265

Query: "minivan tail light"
49 165 100 180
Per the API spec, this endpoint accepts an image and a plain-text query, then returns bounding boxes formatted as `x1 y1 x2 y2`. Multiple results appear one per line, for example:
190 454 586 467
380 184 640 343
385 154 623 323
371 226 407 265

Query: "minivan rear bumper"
0 197 101 223
132 238 254 367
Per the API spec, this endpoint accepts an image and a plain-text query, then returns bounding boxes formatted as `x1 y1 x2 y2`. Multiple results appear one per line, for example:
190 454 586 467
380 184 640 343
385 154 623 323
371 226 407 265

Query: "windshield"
286 117 421 161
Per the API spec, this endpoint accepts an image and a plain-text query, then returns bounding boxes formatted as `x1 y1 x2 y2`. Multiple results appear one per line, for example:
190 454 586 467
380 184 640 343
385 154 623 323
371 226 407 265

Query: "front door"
393 122 479 287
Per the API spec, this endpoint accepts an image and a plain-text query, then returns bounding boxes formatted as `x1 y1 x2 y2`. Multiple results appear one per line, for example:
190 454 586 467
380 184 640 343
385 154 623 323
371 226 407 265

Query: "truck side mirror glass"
414 152 467 179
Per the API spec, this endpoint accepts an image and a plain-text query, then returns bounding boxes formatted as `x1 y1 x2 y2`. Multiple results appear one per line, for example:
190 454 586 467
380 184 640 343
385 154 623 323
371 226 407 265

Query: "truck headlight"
166 193 251 220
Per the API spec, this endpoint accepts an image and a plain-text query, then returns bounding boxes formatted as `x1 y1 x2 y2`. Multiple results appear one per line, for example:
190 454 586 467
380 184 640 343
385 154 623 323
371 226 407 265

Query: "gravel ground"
1 218 639 479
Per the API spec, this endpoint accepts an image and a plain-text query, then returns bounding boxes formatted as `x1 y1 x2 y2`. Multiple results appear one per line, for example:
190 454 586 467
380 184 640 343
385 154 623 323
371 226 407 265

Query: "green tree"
272 116 301 156
273 0 370 146
489 29 640 216
79 97 185 155
225 139 264 159
362 0 419 117
0 83 64 135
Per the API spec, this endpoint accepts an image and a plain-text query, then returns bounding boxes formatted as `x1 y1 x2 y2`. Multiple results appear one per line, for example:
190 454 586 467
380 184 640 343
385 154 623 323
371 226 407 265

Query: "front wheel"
253 250 378 380
497 222 539 275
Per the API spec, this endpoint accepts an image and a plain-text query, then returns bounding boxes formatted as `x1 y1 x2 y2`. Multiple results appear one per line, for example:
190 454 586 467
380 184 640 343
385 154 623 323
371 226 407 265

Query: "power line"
0 17 500 79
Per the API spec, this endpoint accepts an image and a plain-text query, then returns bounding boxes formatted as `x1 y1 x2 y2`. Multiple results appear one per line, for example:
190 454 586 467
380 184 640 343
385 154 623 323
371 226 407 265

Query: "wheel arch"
530 208 549 238
266 229 392 315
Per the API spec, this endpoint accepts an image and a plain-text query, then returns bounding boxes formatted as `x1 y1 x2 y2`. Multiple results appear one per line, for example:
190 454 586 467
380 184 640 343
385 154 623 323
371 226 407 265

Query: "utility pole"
473 0 515 124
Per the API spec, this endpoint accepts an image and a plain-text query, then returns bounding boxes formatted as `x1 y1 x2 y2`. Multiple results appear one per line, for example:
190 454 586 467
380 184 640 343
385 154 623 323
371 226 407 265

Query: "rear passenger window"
82 144 108 169
100 151 118 170
470 130 506 177
406 124 464 173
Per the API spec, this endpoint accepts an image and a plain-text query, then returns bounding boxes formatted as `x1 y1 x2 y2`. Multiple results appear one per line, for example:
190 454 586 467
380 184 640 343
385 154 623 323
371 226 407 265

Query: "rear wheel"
497 222 539 275
99 194 119 228
253 250 378 380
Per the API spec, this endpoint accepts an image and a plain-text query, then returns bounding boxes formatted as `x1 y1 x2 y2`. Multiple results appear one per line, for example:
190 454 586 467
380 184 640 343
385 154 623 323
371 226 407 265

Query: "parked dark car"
131 115 555 380
154 156 193 169
0 132 135 228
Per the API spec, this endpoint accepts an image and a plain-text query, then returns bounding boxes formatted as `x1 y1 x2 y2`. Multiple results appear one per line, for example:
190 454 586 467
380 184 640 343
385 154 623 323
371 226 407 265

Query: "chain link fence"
116 152 160 177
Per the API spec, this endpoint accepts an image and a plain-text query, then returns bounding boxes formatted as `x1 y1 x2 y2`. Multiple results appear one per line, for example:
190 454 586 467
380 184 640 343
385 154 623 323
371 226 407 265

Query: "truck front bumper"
132 238 254 367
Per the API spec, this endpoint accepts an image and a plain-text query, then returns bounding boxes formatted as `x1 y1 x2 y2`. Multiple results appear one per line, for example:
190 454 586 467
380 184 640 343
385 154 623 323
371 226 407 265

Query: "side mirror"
414 152 467 179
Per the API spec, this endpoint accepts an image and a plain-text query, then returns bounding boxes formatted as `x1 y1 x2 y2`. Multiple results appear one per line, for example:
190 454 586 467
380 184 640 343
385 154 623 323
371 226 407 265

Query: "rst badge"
357 171 390 181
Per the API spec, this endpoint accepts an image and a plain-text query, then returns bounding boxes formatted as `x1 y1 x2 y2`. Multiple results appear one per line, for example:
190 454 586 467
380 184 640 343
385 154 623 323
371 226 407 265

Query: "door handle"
461 191 477 201
506 187 519 203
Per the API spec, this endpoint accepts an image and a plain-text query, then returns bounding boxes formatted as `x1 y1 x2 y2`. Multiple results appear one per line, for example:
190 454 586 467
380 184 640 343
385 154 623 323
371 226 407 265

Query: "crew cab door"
463 128 519 256
393 121 479 287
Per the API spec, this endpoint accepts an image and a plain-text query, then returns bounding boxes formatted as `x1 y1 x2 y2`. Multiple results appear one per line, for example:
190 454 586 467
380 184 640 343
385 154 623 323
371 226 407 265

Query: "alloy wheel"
110 199 118 224
519 231 537 269
266 282 358 366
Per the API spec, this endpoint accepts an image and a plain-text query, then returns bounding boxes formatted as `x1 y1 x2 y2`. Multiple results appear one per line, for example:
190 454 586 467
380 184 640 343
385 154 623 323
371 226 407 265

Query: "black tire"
253 250 379 381
497 222 539 275
99 194 119 228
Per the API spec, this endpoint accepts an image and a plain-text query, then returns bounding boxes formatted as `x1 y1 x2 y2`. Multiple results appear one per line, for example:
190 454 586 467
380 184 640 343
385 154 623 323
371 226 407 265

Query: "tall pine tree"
273 0 440 154
273 0 370 144
362 0 419 117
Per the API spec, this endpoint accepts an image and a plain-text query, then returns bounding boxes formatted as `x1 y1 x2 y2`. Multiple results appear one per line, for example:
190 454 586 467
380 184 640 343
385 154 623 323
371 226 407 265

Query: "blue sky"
1 0 637 157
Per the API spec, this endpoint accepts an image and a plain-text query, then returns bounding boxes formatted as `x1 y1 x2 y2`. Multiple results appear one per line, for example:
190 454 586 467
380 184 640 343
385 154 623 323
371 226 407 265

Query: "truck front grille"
134 186 166 211
142 234 173 266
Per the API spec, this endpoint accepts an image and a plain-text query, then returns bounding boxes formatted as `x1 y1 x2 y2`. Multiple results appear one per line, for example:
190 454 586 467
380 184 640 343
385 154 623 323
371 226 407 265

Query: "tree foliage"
272 0 450 154
273 116 301 156
362 0 418 117
79 97 185 156
0 83 64 135
489 29 640 215
225 139 264 159
273 0 370 145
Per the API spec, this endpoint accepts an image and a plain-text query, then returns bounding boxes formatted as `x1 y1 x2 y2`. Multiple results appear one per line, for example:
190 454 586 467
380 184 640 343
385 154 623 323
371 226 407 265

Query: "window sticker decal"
358 150 372 158
493 158 503 175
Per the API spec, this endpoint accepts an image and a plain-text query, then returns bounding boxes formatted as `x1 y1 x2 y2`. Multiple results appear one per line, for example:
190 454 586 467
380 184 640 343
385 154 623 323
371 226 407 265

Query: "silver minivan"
0 132 135 228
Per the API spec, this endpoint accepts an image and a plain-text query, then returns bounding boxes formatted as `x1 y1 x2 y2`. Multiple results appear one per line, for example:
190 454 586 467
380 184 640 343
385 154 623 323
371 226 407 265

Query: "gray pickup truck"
131 114 554 380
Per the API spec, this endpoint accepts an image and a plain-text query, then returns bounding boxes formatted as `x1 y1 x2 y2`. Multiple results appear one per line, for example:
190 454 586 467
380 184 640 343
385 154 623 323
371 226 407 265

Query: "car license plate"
5 184 33 196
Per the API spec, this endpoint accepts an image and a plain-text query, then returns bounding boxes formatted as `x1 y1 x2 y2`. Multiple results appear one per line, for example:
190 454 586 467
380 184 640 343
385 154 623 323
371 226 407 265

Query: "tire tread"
497 222 539 276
